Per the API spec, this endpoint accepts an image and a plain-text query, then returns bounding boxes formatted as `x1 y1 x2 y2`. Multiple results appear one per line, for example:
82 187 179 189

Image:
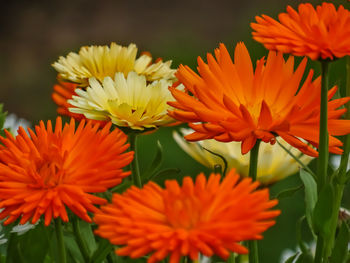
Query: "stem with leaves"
314 61 330 263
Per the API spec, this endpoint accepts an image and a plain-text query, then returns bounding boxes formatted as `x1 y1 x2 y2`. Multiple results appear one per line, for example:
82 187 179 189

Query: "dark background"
1 0 350 262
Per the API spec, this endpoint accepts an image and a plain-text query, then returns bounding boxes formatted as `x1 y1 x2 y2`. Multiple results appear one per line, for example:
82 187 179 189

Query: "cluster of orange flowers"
0 2 350 263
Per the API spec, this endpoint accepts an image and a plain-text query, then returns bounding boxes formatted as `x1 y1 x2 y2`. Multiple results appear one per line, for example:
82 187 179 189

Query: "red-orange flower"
251 3 350 60
52 80 81 118
94 170 280 263
52 80 107 125
168 43 350 156
0 117 134 226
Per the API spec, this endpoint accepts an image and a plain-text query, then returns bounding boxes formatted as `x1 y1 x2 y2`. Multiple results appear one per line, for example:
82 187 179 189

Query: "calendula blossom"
251 2 350 60
0 117 133 226
94 170 280 263
168 42 350 156
52 42 176 87
174 129 313 184
68 72 180 130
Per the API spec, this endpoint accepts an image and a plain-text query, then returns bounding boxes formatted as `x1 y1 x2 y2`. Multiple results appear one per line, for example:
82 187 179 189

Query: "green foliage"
294 252 313 263
78 221 97 256
142 140 163 183
285 253 299 263
274 184 303 200
0 104 7 138
6 225 51 263
90 239 113 263
299 169 318 235
330 222 350 263
312 183 335 237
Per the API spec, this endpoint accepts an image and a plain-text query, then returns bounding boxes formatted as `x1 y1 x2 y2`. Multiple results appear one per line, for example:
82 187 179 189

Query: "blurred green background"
1 0 350 262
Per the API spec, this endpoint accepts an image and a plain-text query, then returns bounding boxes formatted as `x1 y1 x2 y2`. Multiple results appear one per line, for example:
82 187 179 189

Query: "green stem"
72 218 90 262
129 133 142 188
55 219 67 263
248 140 261 263
314 235 325 263
314 60 330 263
248 140 261 181
339 56 350 180
321 57 350 262
106 253 114 263
227 253 236 263
317 61 330 193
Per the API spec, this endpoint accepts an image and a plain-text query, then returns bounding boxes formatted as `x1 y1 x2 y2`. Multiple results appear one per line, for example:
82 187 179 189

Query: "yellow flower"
69 72 181 130
174 129 313 184
52 43 176 86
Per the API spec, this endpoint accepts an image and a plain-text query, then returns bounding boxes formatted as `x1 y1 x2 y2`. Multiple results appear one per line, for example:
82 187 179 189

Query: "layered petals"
251 3 350 60
169 42 350 156
68 72 181 130
94 170 280 263
52 43 176 86
0 117 134 225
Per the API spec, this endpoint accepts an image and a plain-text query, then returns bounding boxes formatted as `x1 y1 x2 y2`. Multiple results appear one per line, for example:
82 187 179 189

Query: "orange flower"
168 43 350 156
52 80 107 125
251 3 350 60
0 117 133 226
94 170 280 263
52 80 81 118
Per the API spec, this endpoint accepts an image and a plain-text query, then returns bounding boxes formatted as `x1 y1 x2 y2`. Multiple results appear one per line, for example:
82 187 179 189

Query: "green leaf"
6 233 23 263
275 184 303 200
148 168 181 181
90 239 113 263
295 251 313 263
17 225 51 263
299 169 317 235
143 141 163 182
330 222 350 263
65 233 84 263
79 220 97 255
296 217 308 254
284 253 300 263
312 183 335 237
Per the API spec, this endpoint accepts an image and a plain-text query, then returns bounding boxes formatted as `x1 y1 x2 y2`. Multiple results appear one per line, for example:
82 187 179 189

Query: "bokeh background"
1 0 350 262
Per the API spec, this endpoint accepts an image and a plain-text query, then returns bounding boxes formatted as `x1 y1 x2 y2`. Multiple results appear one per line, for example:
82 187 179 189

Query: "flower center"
164 196 202 229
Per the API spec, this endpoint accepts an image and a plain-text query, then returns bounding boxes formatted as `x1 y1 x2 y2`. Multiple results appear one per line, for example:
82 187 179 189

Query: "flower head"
52 80 107 124
68 72 180 130
174 129 313 185
168 42 350 156
0 117 133 226
94 170 280 263
251 3 350 60
52 43 176 87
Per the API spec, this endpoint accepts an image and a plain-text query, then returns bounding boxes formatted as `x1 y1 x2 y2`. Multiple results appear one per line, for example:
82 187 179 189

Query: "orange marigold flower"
168 42 350 156
94 170 280 263
251 3 350 60
0 117 134 226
